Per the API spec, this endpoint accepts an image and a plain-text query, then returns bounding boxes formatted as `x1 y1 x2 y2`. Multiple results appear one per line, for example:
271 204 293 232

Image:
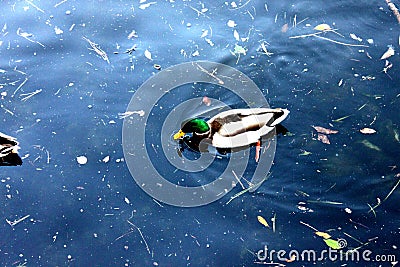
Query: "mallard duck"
0 132 22 166
173 108 289 149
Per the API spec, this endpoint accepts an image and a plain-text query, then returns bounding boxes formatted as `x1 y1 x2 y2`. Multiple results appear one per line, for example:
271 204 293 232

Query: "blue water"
1 0 399 266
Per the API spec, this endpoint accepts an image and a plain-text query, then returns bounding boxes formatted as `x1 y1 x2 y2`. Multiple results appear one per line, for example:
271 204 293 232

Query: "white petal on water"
227 20 236 28
54 26 63 35
139 2 156 10
233 30 240 41
76 156 87 165
200 30 208 38
102 156 110 163
144 49 152 60
349 33 362 42
380 46 395 60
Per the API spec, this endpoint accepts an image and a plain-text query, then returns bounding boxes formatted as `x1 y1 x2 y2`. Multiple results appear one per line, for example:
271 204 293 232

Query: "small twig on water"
82 36 110 64
54 0 68 8
368 177 400 216
194 63 224 85
12 77 29 97
127 220 151 255
226 173 270 205
25 0 45 13
314 35 369 47
118 110 145 119
17 28 45 47
20 89 42 102
299 221 319 232
232 170 245 190
6 214 30 228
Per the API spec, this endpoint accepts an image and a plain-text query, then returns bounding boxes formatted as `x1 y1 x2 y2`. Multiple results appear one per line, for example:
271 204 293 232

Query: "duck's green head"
173 118 210 140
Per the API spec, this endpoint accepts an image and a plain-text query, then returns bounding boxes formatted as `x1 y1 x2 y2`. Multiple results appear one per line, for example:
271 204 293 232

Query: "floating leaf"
315 231 331 239
233 44 247 55
257 215 270 228
349 33 362 42
102 156 110 163
233 29 240 41
360 128 376 134
317 133 331 144
299 150 312 156
200 30 208 38
323 238 341 250
285 255 296 262
144 49 152 60
281 23 289 33
202 96 211 106
361 139 381 151
76 155 88 165
139 2 156 10
314 23 331 31
312 126 338 135
227 20 236 28
380 46 395 60
394 129 399 142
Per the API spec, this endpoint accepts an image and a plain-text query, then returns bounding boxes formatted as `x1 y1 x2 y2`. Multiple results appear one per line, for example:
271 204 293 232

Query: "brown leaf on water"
318 133 331 144
312 126 339 135
360 127 377 134
380 46 395 60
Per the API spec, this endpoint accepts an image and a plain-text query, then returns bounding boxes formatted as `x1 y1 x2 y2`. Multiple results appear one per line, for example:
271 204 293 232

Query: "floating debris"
144 49 152 60
361 139 381 151
82 36 110 64
54 26 63 35
118 110 145 119
315 231 331 239
127 30 138 39
139 2 156 10
76 155 88 165
20 89 42 102
385 0 400 24
17 28 45 47
257 215 270 228
312 126 338 135
317 133 331 144
380 46 395 60
202 96 211 106
227 20 236 28
349 33 362 42
314 23 332 31
360 128 377 134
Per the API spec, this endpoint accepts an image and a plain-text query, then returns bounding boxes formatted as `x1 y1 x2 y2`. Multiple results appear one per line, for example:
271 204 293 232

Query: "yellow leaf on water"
314 23 332 31
257 215 270 228
315 231 331 239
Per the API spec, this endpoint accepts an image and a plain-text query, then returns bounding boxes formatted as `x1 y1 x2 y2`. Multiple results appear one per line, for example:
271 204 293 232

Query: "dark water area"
1 0 399 266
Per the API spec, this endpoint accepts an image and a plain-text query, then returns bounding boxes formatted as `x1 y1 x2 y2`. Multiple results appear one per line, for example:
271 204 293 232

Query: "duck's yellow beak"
173 130 185 140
